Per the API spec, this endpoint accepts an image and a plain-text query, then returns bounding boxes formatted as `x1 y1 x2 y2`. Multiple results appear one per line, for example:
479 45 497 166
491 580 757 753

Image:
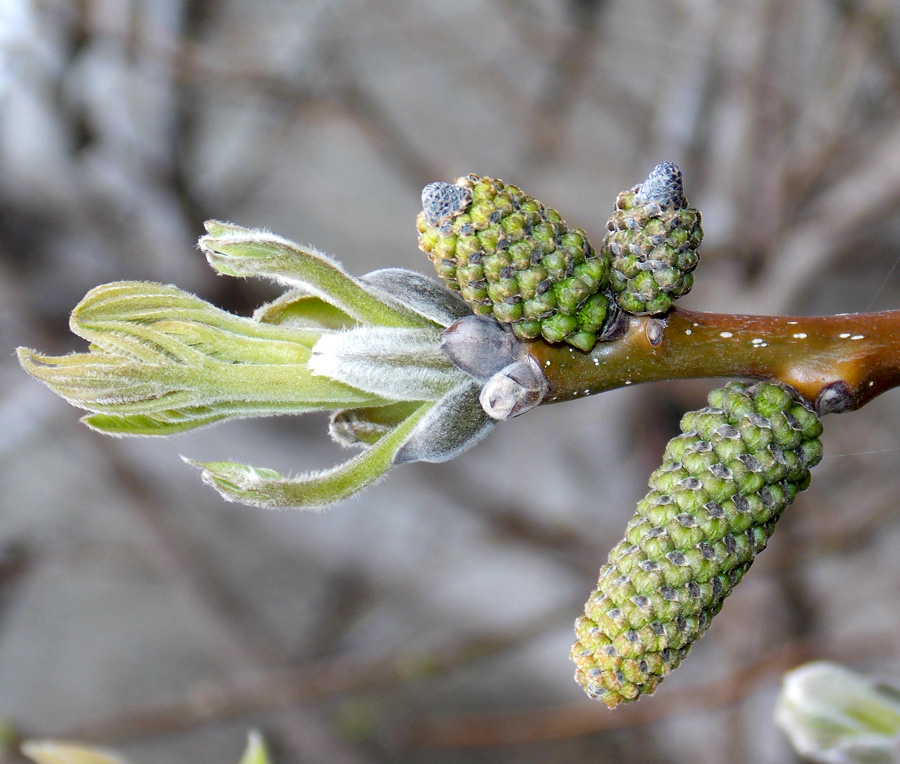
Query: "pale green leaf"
393 381 494 464
199 221 432 329
18 346 386 422
81 411 229 436
202 220 250 238
20 741 128 764
329 400 423 448
309 326 468 401
16 280 399 434
359 268 471 328
253 288 356 330
71 281 322 364
187 401 432 508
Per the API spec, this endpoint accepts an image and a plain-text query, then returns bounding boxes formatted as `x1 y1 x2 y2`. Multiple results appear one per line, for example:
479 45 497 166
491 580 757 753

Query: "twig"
48 627 544 746
531 307 900 412
397 626 900 749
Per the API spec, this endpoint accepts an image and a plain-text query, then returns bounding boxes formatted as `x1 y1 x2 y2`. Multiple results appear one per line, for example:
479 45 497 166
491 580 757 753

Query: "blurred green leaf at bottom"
20 741 128 764
20 731 273 764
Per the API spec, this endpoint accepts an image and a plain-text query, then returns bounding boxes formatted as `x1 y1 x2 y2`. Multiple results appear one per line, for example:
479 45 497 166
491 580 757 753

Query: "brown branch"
46 625 542 746
397 627 898 750
530 307 900 414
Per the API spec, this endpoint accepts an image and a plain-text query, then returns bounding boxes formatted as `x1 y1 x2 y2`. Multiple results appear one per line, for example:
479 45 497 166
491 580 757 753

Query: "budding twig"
528 307 900 415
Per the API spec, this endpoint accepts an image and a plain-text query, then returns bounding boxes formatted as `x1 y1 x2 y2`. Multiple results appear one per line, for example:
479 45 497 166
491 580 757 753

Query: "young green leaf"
393 381 494 464
199 222 433 329
253 288 356 330
17 281 392 435
309 326 469 401
329 401 424 448
186 401 432 508
71 281 322 363
359 268 472 328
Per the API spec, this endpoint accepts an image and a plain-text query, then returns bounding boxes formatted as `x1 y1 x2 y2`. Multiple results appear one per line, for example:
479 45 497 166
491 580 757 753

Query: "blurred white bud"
776 661 900 764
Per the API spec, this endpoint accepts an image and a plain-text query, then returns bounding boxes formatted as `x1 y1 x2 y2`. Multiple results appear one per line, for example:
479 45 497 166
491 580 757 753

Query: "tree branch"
529 307 900 414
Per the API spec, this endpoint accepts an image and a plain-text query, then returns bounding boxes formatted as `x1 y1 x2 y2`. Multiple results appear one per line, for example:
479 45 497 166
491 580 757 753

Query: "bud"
479 357 549 420
417 174 613 351
572 381 823 707
603 162 703 315
776 662 900 764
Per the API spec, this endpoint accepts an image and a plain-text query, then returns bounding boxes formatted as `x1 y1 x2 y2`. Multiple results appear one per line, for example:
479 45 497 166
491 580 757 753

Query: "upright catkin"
603 162 703 315
417 174 612 351
571 381 823 707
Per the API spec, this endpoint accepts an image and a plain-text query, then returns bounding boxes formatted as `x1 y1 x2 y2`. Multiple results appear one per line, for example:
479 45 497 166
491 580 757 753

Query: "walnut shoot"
18 222 503 508
15 165 900 709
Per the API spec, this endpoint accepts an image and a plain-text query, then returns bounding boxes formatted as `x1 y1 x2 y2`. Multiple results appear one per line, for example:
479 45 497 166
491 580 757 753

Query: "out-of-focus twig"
398 627 900 749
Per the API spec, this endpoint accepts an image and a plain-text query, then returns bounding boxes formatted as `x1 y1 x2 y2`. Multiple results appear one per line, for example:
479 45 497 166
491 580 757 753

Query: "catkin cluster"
571 381 823 707
415 168 825 706
417 163 703 352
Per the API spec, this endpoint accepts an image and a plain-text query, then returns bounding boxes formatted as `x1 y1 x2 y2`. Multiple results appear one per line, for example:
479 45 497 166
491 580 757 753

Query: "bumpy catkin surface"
417 174 611 351
603 185 703 316
572 381 823 707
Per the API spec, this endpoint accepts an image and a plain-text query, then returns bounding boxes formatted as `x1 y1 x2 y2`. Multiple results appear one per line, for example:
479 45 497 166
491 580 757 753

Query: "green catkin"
571 381 823 707
417 174 613 351
603 162 703 316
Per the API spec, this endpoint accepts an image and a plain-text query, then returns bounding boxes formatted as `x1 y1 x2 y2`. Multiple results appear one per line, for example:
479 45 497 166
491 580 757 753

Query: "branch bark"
528 307 900 414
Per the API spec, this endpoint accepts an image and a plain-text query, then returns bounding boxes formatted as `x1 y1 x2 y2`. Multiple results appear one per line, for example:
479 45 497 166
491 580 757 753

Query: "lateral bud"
440 314 527 382
479 357 549 420
814 380 853 415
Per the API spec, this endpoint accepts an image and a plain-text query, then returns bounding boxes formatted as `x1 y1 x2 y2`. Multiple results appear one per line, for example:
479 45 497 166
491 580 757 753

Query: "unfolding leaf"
330 401 424 448
359 268 471 328
18 345 385 432
71 282 321 364
81 410 229 437
199 221 432 329
187 401 432 508
18 282 392 436
393 380 494 464
254 288 356 330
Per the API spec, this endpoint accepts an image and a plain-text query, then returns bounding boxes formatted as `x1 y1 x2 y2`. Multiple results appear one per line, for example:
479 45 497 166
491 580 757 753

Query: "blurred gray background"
3 1 900 762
